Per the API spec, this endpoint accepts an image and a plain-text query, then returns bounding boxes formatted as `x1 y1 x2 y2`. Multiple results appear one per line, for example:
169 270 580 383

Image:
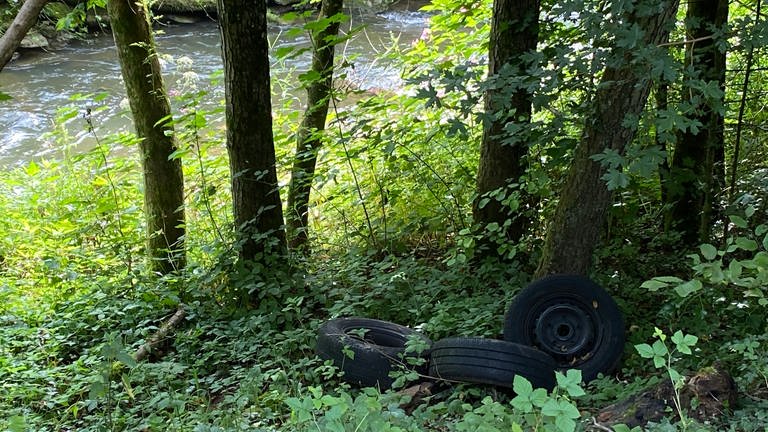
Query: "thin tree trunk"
107 0 186 274
286 0 344 252
472 0 539 258
726 0 761 239
218 0 287 261
536 0 680 277
664 0 729 245
656 81 671 204
0 0 49 72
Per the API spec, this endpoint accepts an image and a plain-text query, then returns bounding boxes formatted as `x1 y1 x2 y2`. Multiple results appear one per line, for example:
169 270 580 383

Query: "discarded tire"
428 337 557 390
503 274 625 383
316 317 432 389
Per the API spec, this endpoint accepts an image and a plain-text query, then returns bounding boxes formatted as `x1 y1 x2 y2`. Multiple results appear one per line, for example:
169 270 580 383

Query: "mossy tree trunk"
0 0 48 72
286 0 344 252
535 0 680 277
664 0 729 246
107 0 186 274
472 0 539 259
217 0 287 261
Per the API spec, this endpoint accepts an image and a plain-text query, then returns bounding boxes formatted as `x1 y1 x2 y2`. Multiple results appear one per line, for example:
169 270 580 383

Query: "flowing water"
0 10 429 167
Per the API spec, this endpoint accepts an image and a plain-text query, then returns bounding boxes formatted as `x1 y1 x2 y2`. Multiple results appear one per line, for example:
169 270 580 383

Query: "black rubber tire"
503 274 625 383
316 317 432 389
428 337 557 391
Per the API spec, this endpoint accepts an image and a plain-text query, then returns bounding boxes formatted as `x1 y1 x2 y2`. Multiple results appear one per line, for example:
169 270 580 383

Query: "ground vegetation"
1 0 768 430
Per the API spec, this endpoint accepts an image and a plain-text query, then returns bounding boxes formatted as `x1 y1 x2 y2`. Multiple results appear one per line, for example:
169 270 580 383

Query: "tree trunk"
286 0 344 252
656 81 672 203
0 0 49 72
107 0 186 274
472 0 539 258
664 0 729 246
535 0 680 277
218 0 287 261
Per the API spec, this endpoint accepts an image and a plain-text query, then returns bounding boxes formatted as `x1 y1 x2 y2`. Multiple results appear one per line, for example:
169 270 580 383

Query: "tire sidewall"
316 317 431 388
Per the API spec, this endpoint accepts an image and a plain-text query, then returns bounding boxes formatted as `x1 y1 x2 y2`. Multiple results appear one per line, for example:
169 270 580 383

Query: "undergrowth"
3 0 768 429
2 126 767 431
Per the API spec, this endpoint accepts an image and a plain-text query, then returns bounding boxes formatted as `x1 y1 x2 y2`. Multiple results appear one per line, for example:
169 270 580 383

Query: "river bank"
1 0 429 53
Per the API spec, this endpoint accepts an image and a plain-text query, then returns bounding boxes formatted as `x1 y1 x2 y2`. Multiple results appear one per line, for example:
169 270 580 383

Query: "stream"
0 10 429 168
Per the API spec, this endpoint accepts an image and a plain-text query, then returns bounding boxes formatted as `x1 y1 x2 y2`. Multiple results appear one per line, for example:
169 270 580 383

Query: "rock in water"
20 29 49 49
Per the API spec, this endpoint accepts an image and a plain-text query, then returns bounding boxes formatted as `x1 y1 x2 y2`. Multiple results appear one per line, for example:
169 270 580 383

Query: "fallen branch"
134 305 186 362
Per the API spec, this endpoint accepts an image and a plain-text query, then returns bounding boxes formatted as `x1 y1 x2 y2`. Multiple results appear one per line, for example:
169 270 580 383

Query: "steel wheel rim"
530 298 601 365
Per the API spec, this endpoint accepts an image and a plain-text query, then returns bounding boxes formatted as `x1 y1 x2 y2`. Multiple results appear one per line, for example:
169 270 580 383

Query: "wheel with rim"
503 274 625 383
428 337 557 390
316 317 431 389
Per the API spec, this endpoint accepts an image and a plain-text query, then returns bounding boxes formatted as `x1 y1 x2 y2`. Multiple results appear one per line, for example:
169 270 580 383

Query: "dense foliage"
1 0 768 430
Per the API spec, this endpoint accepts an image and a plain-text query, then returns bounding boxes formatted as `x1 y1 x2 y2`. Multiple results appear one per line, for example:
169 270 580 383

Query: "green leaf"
540 399 561 417
590 148 624 169
652 340 668 357
555 415 577 432
641 279 668 291
530 388 549 407
0 91 12 102
601 169 630 191
730 215 748 229
341 345 355 360
674 280 702 297
298 70 322 85
513 374 533 396
755 252 768 268
736 237 758 251
6 415 27 432
635 343 654 358
700 243 718 260
560 400 581 418
25 161 40 176
556 369 585 397
275 46 295 59
656 276 685 283
510 394 532 412
746 205 756 218
671 331 697 354
669 368 684 387
89 380 106 400
116 350 138 368
728 259 742 280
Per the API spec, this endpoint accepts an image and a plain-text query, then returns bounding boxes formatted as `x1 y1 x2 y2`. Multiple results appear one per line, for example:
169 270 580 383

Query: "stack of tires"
316 274 625 391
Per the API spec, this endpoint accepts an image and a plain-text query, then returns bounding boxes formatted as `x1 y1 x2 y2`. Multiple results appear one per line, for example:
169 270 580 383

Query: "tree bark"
286 0 344 252
107 0 186 274
535 0 680 277
664 0 729 246
472 0 539 258
0 0 49 73
218 0 287 261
